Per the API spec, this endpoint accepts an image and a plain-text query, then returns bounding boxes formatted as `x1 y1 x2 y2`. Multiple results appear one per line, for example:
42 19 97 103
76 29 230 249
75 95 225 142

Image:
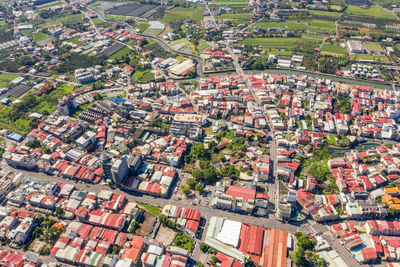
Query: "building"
347 40 366 54
74 68 98 84
111 157 129 184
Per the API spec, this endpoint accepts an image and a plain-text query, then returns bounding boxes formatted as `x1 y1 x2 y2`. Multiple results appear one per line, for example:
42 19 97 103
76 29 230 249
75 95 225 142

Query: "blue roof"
108 98 125 103
7 133 23 142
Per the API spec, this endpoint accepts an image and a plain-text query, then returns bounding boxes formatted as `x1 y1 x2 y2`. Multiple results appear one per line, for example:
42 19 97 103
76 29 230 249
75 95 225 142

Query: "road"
85 5 205 76
0 70 80 86
310 221 364 267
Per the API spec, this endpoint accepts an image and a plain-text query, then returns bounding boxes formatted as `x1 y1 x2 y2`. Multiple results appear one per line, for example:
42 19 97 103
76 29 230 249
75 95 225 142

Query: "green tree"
195 183 203 192
181 185 190 195
186 178 196 189
291 246 305 266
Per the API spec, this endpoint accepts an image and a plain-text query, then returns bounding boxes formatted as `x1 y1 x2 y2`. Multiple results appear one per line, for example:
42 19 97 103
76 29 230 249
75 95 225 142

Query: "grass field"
0 73 20 88
110 46 131 60
352 54 391 62
309 10 341 17
162 7 204 24
329 5 343 11
364 42 384 52
138 203 161 216
197 39 209 52
105 14 125 21
253 20 309 31
372 0 400 8
144 28 164 36
134 69 155 83
20 29 34 36
39 13 84 26
239 37 299 48
309 19 336 31
264 48 293 56
33 32 51 42
0 83 75 134
215 13 253 20
345 5 398 19
213 0 248 6
92 18 112 28
137 21 149 32
67 36 84 46
321 43 347 56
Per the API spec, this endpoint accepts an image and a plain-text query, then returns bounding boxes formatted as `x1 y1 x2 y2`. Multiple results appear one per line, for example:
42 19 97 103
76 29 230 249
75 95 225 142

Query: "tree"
195 183 203 192
291 246 305 266
181 185 190 195
387 207 397 217
192 169 204 181
210 256 221 266
186 178 196 189
222 165 239 180
197 263 204 267
39 246 50 255
54 207 64 218
111 245 120 255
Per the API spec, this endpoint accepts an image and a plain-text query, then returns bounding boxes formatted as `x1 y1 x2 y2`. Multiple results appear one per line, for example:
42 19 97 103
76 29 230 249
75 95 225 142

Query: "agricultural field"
320 43 347 56
373 0 400 9
345 5 398 19
20 29 34 36
253 20 309 31
215 13 253 20
309 19 336 31
137 21 149 32
263 48 293 56
110 46 131 60
162 7 204 24
0 73 20 88
134 69 155 83
309 10 342 17
67 36 84 46
239 37 299 48
0 84 75 134
364 42 384 52
38 13 84 27
352 54 391 63
33 32 51 42
212 0 248 7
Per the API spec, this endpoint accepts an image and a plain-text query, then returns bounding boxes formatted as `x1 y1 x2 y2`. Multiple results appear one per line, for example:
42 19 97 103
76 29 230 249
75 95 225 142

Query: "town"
0 0 400 266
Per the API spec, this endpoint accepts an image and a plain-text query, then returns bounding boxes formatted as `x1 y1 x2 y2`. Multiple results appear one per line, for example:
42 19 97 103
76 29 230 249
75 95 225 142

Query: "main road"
84 5 205 76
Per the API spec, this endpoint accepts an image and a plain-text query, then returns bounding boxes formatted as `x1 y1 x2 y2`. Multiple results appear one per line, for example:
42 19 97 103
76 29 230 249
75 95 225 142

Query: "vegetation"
172 232 194 253
159 214 177 229
162 6 204 24
239 37 299 48
291 232 326 267
200 242 217 254
139 203 161 216
134 69 155 83
148 118 170 132
345 5 398 19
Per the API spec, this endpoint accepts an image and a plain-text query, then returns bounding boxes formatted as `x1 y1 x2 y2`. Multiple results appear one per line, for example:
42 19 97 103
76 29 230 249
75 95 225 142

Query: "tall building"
111 156 129 184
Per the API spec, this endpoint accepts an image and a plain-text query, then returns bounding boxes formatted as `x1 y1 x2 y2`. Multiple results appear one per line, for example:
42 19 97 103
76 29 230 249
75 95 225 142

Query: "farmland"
32 32 51 42
137 21 149 32
345 5 398 19
320 43 347 56
309 10 342 17
162 7 204 24
239 37 299 48
110 46 131 60
309 19 336 31
0 73 20 88
364 42 384 52
212 0 248 7
352 54 391 63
